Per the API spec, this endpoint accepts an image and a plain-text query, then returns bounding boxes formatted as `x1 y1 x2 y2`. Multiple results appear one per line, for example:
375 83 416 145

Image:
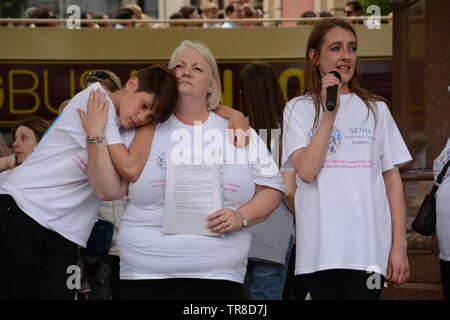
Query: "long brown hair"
240 62 286 153
304 18 388 128
12 116 50 166
12 116 50 144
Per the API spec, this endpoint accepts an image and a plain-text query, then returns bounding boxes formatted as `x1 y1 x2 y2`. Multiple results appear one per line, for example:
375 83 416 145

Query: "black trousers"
120 278 248 300
105 255 121 300
303 269 386 300
0 194 78 300
441 259 450 300
282 244 309 300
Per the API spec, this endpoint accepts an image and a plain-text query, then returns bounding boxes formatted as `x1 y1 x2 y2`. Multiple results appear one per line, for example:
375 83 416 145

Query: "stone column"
390 0 426 170
385 0 449 300
424 0 450 166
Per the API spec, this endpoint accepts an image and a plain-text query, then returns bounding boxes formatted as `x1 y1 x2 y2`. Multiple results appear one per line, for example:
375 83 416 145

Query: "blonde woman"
81 41 285 300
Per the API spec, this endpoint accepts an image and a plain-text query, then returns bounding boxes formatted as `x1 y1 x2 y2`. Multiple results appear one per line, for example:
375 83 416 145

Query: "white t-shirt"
118 112 285 283
434 138 450 261
0 83 134 247
282 94 412 277
0 169 12 187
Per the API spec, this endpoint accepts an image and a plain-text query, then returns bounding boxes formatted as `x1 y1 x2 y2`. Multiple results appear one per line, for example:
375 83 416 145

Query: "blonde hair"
168 40 221 110
125 4 142 17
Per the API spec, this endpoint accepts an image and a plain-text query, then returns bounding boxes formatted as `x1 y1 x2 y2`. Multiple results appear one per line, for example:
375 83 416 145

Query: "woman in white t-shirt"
433 138 450 300
122 41 284 300
81 41 285 300
282 18 412 300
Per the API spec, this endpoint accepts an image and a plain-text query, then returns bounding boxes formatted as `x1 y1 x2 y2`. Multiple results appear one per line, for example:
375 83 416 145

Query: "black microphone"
326 71 342 111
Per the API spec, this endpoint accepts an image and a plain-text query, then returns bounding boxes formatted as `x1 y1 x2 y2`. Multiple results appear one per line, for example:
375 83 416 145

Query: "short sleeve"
55 90 89 149
433 138 450 181
0 169 12 187
53 83 123 148
104 95 123 146
379 102 412 172
120 128 137 148
248 129 285 194
281 98 311 171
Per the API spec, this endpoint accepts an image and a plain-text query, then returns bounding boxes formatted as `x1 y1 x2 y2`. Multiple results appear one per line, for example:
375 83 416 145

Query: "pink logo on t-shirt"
149 179 166 189
322 159 373 169
72 153 88 176
224 182 241 193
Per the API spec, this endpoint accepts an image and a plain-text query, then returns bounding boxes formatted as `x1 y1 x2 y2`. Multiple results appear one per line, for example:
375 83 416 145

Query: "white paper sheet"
162 156 223 237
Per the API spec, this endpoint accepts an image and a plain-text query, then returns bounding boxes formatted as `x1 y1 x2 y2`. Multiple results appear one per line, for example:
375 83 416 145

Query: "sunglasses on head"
87 71 120 90
88 71 110 80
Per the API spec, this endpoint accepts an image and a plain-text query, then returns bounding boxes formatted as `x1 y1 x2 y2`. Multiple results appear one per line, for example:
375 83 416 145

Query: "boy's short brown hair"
134 65 178 123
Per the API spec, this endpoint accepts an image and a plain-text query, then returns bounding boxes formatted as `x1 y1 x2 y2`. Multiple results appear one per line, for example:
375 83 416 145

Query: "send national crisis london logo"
308 126 342 156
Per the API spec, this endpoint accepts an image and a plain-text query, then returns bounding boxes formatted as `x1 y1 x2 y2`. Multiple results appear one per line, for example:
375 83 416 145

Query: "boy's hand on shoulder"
77 88 109 136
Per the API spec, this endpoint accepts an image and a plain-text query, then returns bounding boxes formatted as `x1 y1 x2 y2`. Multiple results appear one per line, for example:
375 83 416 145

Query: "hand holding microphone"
321 71 342 112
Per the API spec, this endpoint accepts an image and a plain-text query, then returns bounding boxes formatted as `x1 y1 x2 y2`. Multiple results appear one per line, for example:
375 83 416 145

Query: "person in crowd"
240 62 295 300
254 7 264 27
79 40 284 300
92 12 111 28
197 7 205 19
114 7 136 28
125 4 152 28
203 2 221 28
344 1 363 17
241 6 256 27
179 5 202 27
344 1 364 24
222 1 244 28
434 137 450 300
282 18 411 300
125 4 143 20
0 65 179 300
0 117 50 187
24 7 37 28
28 6 57 27
81 12 99 28
169 12 184 28
319 11 333 18
298 11 317 26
